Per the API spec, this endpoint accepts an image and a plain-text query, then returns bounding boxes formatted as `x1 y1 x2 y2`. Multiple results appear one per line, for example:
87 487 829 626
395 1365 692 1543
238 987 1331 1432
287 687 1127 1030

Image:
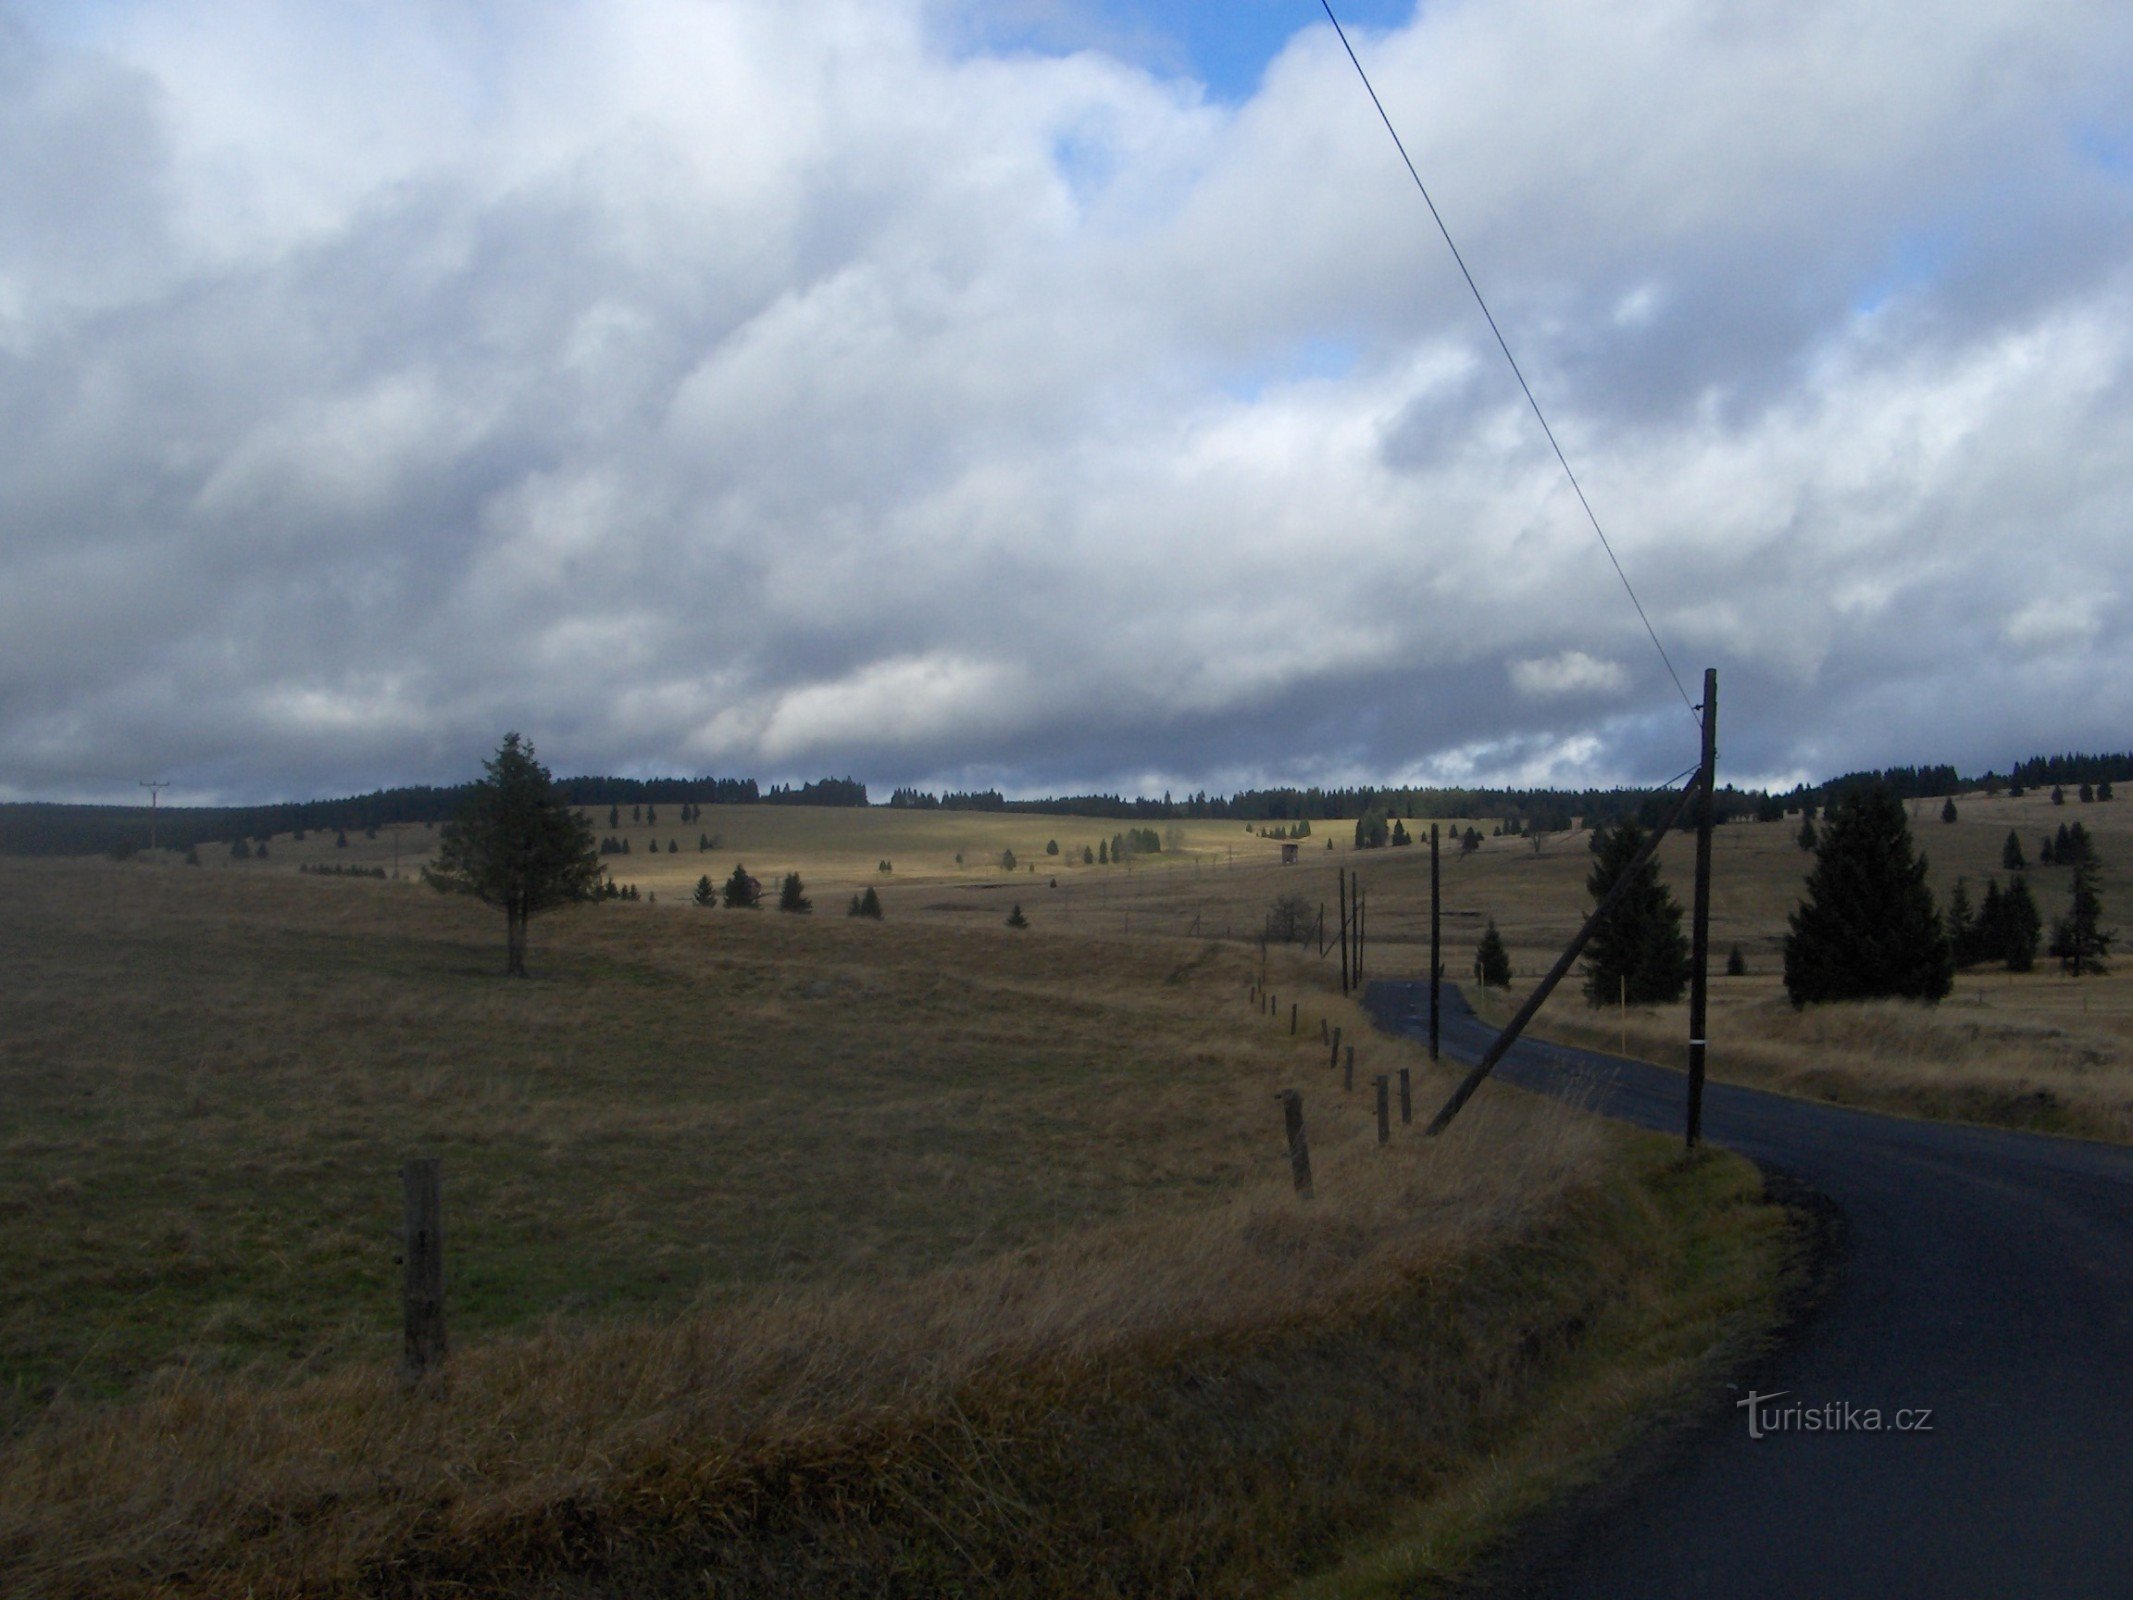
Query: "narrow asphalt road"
1365 981 2133 1599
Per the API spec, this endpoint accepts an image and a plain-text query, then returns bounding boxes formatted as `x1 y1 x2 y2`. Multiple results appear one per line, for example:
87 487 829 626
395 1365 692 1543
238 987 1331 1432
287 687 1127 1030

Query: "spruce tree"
2049 855 2115 976
693 874 716 907
1973 879 2005 967
2002 830 2026 872
1797 814 1818 852
855 885 883 918
1475 920 1512 988
1783 785 1952 1005
777 872 812 913
1726 944 1747 977
425 732 602 977
723 863 761 908
2001 876 2041 971
1082 844 1094 864
1006 903 1029 928
1945 879 1975 967
1941 796 1958 824
1581 817 1691 1006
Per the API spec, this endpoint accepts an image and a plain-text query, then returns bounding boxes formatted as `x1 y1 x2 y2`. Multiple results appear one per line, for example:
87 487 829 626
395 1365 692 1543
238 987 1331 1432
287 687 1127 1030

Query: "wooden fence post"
1398 1066 1412 1125
1290 1001 1298 1036
1329 1024 1342 1071
1374 1076 1390 1144
400 1157 445 1390
1343 1044 1355 1092
1278 1091 1314 1198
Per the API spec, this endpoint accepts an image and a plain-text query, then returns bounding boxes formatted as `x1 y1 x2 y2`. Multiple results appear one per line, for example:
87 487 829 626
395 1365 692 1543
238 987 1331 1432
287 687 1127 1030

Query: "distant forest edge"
3 752 2129 859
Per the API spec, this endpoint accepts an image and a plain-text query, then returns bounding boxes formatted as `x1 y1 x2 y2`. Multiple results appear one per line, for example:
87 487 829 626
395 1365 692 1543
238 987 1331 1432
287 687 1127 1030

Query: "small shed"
1280 842 1300 864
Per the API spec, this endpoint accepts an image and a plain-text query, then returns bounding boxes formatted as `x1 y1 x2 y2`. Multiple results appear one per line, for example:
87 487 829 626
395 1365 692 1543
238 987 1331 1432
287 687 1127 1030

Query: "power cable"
1318 1 1698 722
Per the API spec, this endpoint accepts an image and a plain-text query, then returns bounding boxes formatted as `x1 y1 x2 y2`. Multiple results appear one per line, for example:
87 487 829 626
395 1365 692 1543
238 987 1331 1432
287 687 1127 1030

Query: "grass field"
146 782 2133 1139
0 851 1798 1596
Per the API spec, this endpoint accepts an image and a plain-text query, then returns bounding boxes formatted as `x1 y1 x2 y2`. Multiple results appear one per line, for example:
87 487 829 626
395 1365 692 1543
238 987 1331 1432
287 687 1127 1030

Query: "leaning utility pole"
139 779 170 853
1427 775 1704 1136
1685 668 1718 1148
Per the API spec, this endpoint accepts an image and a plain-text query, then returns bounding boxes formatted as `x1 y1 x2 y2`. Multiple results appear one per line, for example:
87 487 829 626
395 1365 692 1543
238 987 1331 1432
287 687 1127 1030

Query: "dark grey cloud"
1 0 2131 806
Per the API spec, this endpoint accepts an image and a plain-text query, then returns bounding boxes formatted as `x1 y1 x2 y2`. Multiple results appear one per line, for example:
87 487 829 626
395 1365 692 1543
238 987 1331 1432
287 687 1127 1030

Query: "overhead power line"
1318 1 1697 721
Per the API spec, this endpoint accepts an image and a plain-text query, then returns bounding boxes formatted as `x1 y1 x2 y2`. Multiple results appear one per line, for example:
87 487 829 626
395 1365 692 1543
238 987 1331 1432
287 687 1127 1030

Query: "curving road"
1365 982 2133 1600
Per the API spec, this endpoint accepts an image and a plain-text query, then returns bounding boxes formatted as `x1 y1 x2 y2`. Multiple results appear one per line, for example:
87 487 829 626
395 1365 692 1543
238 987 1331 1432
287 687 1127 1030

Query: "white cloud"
2 0 2132 801
1510 652 1631 699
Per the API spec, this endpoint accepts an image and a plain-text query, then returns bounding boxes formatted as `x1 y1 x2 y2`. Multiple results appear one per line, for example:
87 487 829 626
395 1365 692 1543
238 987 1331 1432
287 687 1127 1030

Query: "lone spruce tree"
1783 785 1952 1005
2049 853 2115 976
1581 816 1691 1006
426 732 601 977
1474 920 1512 988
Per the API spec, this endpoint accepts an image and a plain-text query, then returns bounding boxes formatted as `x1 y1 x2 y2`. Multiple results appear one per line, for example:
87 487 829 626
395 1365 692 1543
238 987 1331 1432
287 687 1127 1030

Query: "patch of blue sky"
2074 122 2133 178
950 0 1417 103
1851 230 1956 318
1050 126 1122 206
1218 335 1359 401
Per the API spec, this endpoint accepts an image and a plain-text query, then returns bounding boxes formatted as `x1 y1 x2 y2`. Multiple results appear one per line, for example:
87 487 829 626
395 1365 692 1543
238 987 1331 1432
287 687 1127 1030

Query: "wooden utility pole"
1429 824 1442 1061
1685 668 1718 1148
139 779 170 853
1337 869 1351 995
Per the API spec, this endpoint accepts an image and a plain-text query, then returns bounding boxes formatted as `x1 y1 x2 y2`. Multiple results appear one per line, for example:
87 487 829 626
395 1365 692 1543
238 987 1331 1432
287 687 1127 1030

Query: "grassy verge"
1469 979 2133 1143
1278 1139 1798 1599
2 1124 1795 1598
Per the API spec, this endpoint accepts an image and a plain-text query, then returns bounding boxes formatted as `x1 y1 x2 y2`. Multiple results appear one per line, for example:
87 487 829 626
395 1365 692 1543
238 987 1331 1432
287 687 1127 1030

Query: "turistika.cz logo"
1737 1390 1935 1439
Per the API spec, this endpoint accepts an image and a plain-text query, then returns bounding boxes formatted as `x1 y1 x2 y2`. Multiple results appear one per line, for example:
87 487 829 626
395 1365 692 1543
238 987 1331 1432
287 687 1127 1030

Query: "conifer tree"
1941 796 1959 824
1972 879 2004 967
1797 814 1818 852
777 872 811 913
693 874 715 907
1046 839 1059 856
425 732 602 977
1783 785 1952 1005
2002 830 2026 872
2049 854 2115 976
1945 879 1975 966
1725 944 1747 977
1006 903 1029 928
1581 817 1691 1006
1474 920 1512 988
2001 876 2042 971
848 885 883 919
1083 844 1094 864
723 863 761 909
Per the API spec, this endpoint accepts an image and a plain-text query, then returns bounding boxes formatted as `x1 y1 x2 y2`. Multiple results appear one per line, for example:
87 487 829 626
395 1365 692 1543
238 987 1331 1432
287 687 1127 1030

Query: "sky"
3 0 2131 806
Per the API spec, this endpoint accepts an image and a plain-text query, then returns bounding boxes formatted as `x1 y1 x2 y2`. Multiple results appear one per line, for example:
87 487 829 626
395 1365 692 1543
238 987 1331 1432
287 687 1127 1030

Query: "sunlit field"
0 852 1795 1597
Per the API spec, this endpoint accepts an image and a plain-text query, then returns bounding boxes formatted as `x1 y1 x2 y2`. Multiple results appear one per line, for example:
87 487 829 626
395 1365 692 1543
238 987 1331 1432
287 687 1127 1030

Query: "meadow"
0 852 1792 1597
180 781 2133 1141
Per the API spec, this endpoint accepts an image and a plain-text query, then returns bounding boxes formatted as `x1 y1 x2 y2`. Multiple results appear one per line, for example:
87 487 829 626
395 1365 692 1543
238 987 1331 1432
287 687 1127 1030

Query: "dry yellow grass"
0 852 1796 1597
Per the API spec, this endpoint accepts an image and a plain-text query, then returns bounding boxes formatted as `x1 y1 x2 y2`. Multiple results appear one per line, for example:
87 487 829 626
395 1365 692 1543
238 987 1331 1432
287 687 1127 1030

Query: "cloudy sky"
4 0 2130 805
